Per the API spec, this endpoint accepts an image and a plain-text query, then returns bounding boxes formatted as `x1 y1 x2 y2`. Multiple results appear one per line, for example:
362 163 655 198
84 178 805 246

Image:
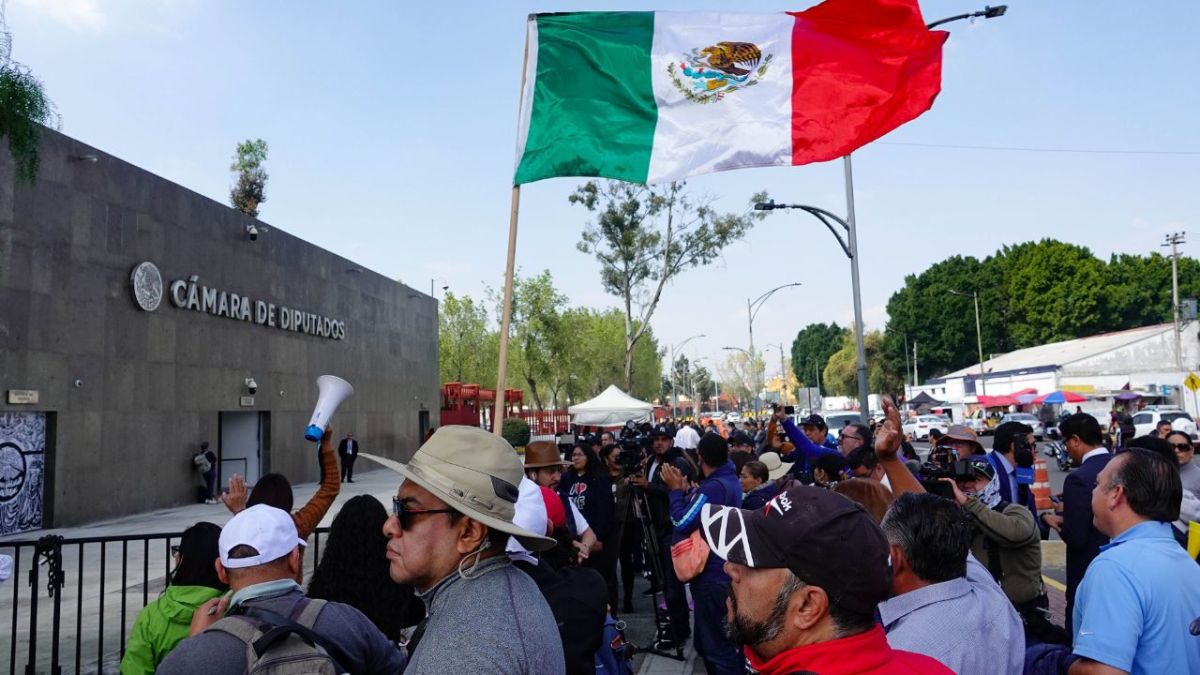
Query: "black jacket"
644 447 696 535
514 559 607 675
1061 451 1112 615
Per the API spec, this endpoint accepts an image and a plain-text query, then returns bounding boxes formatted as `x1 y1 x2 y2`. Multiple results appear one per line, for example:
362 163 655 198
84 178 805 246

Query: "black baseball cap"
728 431 754 447
799 414 827 429
649 423 673 438
699 485 891 615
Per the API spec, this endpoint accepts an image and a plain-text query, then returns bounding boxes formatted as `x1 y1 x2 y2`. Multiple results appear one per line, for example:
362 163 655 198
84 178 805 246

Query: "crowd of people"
126 397 1198 674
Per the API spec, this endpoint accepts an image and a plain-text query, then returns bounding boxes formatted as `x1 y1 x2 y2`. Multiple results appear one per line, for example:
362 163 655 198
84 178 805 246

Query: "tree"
230 139 269 217
569 179 766 390
505 270 566 411
438 291 494 385
717 351 765 410
0 6 59 182
790 323 848 394
880 255 1001 381
823 329 903 397
991 239 1106 347
1105 252 1200 330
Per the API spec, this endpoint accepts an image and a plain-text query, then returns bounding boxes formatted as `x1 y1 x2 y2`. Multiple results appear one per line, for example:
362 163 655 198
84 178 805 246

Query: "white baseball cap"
506 476 549 564
219 504 306 569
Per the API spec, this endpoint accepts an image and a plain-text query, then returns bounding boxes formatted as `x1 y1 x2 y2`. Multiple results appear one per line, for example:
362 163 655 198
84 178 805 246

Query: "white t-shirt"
675 426 700 450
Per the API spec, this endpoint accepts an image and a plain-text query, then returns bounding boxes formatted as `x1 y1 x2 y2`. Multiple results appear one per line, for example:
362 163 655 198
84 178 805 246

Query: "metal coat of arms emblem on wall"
130 261 163 312
668 41 773 104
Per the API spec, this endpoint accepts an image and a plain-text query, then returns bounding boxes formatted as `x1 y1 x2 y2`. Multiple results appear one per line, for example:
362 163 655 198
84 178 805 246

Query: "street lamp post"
949 289 986 397
670 334 705 418
430 277 449 297
754 200 870 420
925 4 1007 29
765 344 789 406
747 283 803 418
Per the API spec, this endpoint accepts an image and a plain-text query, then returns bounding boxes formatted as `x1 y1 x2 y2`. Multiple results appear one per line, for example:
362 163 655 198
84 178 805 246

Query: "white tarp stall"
568 385 654 427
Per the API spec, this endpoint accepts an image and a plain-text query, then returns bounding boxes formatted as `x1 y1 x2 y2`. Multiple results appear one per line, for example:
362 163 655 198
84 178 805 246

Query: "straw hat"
359 426 555 551
758 451 794 480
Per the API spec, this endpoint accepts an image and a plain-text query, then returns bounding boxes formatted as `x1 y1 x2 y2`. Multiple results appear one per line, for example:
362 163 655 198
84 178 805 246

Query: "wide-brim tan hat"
940 425 983 453
758 451 794 480
359 426 555 551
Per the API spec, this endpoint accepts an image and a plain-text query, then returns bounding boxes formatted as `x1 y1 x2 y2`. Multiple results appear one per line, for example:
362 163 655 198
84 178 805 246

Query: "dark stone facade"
0 129 438 527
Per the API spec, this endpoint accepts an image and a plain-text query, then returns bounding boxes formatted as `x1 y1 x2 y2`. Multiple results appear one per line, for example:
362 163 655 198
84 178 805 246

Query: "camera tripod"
629 485 685 661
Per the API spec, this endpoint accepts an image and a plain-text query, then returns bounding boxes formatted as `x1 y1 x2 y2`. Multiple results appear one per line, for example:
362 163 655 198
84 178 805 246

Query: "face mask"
966 473 1003 508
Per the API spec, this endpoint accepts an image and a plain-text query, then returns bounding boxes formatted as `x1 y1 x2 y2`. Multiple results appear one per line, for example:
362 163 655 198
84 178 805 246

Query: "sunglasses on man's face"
392 496 456 531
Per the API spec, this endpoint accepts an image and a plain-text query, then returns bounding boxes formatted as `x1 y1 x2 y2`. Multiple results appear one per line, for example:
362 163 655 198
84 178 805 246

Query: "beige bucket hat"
359 425 555 551
758 451 794 480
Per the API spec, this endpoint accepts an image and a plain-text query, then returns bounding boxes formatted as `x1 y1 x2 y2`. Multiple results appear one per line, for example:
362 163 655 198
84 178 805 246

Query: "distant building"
0 130 438 534
909 322 1199 421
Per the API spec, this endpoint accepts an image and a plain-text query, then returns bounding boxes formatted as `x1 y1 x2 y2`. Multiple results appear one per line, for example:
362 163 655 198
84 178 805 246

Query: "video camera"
919 455 977 500
616 432 650 477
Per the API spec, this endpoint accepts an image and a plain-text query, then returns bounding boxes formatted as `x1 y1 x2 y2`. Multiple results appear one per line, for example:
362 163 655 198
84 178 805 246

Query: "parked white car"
822 411 864 434
902 415 950 441
998 413 1047 441
1132 407 1199 441
723 411 742 424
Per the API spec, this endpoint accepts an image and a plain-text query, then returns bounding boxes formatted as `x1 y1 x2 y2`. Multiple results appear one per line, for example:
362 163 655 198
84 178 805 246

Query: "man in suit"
338 432 358 483
1040 413 1111 631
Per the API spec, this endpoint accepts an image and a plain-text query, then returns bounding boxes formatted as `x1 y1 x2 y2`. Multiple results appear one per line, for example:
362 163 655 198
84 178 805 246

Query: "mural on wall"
0 412 46 536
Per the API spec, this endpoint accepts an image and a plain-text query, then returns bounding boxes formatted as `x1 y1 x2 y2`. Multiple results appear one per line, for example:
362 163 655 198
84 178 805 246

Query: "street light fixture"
746 282 803 419
949 289 986 397
670 334 705 418
755 199 869 421
430 277 449 297
925 5 1007 30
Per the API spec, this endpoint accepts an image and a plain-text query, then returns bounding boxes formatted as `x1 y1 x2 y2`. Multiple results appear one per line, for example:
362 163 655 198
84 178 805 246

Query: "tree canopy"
569 179 765 390
880 239 1200 383
230 138 269 217
790 322 847 394
0 6 58 182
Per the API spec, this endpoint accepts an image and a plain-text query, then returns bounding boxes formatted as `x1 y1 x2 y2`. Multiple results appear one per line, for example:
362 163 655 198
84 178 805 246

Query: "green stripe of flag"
515 12 658 185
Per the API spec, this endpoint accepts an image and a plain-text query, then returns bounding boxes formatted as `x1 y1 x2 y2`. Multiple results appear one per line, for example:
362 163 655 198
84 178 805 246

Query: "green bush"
500 417 531 449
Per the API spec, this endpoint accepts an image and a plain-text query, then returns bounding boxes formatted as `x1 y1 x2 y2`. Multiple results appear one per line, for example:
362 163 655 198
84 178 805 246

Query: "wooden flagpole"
492 21 532 436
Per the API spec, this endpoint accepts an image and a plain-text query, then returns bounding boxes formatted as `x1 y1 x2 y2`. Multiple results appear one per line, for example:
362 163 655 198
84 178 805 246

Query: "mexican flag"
514 0 947 186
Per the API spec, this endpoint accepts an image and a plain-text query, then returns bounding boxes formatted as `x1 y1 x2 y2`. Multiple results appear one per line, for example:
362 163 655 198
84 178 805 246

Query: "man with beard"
697 485 951 674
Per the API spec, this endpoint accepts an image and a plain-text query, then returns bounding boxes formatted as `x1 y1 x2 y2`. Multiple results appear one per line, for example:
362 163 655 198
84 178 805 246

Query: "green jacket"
962 497 1044 606
119 584 224 675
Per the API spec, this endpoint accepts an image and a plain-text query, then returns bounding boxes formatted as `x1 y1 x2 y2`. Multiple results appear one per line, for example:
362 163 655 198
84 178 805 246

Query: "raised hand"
221 474 247 514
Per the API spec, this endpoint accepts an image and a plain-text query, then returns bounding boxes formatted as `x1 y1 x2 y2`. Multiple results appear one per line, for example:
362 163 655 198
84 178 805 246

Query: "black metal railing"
0 527 330 675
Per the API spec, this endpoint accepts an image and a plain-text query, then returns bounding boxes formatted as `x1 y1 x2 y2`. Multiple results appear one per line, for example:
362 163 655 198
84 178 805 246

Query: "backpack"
594 613 634 675
194 452 212 474
205 598 349 675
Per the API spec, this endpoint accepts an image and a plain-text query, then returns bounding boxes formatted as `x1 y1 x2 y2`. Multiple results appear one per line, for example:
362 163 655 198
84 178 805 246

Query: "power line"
877 141 1200 156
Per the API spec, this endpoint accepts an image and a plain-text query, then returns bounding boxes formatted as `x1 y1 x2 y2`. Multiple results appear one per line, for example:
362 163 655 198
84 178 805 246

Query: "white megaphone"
305 375 354 442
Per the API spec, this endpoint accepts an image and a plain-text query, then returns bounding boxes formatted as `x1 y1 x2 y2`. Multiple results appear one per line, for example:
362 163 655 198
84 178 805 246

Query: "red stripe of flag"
788 0 948 165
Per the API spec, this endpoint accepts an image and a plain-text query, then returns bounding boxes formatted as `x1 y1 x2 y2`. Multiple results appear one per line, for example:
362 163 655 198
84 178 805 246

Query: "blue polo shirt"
1072 521 1200 674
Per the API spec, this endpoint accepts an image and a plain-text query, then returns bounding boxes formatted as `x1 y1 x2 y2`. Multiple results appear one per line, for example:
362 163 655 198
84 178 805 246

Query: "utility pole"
1163 232 1187 372
913 341 919 390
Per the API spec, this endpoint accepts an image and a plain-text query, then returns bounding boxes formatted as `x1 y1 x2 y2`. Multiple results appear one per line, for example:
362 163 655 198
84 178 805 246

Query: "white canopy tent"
568 385 654 427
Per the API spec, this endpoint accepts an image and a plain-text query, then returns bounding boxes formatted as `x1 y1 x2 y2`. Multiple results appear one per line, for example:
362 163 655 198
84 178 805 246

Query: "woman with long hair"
120 522 227 674
307 494 424 641
559 443 618 611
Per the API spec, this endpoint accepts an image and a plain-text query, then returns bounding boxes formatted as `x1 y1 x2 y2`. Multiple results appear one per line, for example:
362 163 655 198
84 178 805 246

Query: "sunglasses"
392 497 456 531
1173 443 1194 452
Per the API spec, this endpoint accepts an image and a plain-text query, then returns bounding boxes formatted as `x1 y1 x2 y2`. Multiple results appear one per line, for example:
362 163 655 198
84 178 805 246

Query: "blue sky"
11 0 1200 382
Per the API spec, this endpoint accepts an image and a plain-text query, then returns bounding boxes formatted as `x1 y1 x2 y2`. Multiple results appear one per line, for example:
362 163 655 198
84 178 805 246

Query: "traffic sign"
1185 372 1200 392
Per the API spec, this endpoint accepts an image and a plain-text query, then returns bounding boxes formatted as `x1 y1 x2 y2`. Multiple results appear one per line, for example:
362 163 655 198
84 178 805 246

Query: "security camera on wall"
245 377 258 395
245 224 259 241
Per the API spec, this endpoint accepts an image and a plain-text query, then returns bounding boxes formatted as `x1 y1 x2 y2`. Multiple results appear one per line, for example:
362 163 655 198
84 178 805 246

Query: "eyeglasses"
392 497 456 531
1173 443 1194 452
840 434 863 442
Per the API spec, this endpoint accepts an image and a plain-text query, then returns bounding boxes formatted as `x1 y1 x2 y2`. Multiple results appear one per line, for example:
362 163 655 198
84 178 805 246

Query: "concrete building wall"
0 129 439 527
